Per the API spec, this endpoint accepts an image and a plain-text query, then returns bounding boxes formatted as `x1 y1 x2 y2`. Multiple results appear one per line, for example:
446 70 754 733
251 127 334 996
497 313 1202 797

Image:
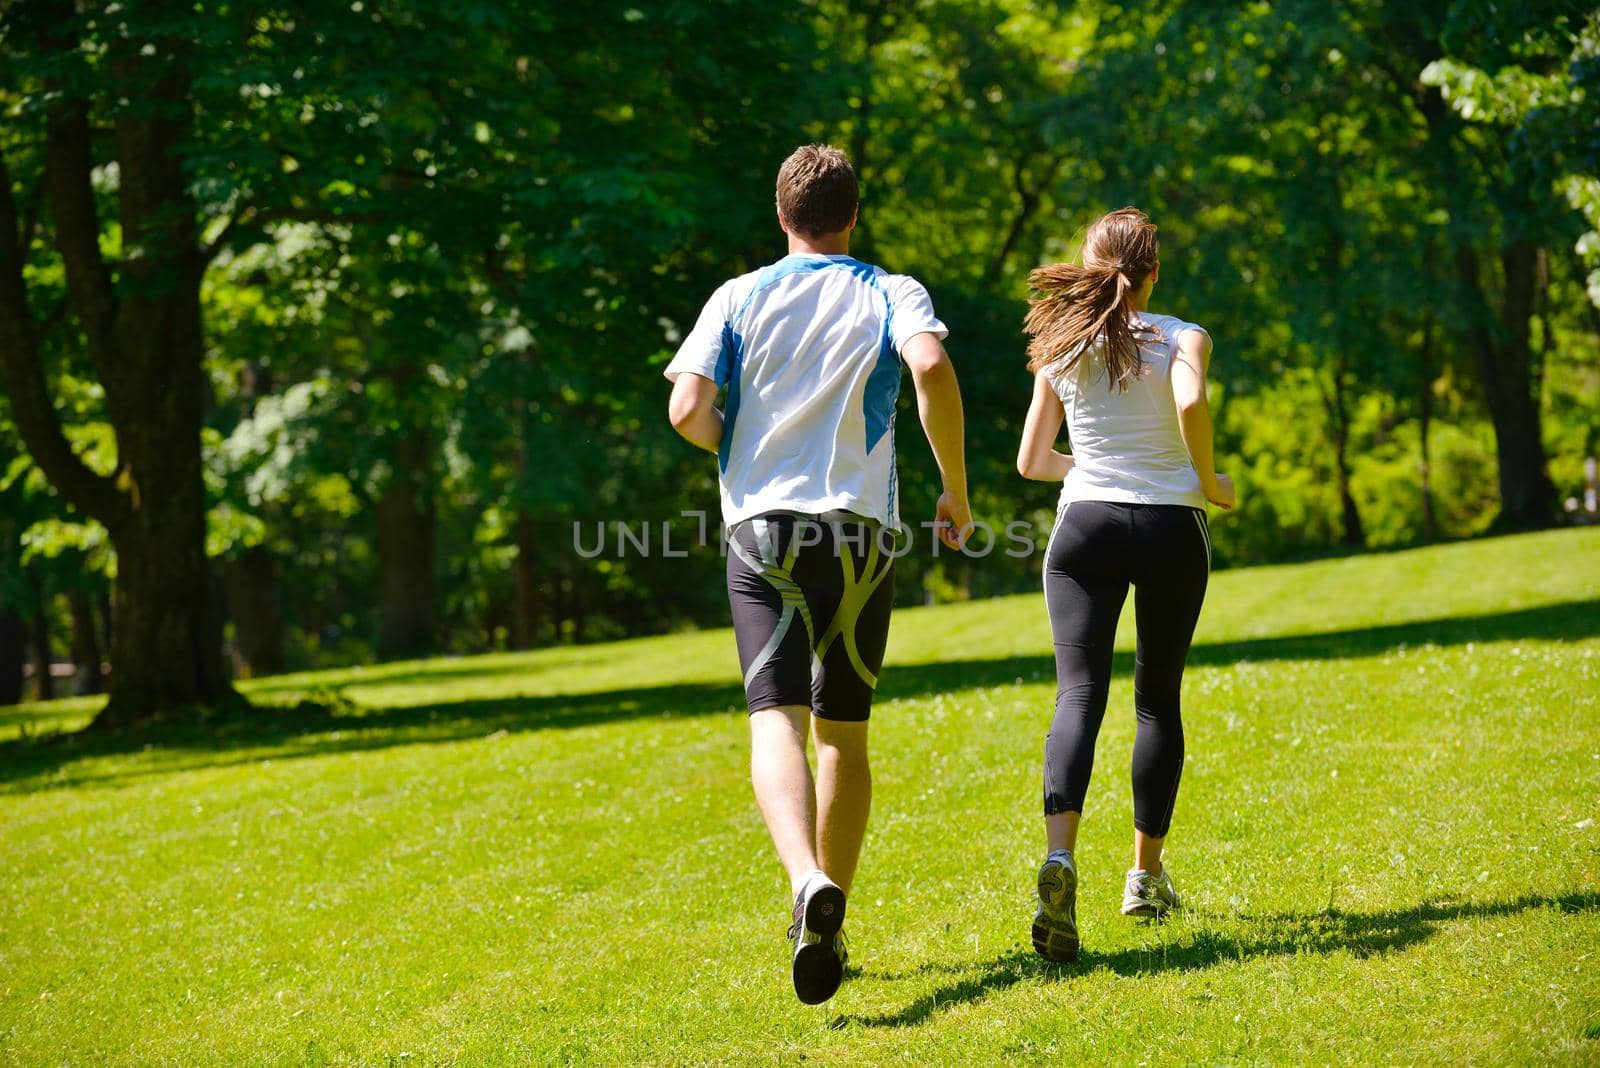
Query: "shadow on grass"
0 681 750 794
1184 598 1600 667
878 597 1600 701
1 598 1595 793
239 648 620 697
840 890 1600 1029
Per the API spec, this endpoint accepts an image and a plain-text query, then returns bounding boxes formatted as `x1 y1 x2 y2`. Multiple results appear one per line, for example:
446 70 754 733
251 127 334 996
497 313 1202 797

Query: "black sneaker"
787 875 847 1004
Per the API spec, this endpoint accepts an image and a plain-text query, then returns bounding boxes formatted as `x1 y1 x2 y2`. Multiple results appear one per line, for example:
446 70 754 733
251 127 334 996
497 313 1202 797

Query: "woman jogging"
1014 207 1234 963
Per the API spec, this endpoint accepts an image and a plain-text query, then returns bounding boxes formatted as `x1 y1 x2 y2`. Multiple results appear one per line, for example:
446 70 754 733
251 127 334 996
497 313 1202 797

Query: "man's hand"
935 490 974 550
904 333 971 550
1203 473 1236 510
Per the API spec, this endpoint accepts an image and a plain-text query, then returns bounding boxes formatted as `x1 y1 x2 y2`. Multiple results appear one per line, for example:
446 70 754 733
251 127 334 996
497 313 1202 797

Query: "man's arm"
1171 328 1234 509
902 331 972 548
667 371 723 454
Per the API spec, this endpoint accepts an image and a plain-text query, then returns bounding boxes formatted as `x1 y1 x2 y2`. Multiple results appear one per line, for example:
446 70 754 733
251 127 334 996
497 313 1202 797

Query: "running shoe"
1121 866 1181 916
1032 849 1079 962
787 874 847 1004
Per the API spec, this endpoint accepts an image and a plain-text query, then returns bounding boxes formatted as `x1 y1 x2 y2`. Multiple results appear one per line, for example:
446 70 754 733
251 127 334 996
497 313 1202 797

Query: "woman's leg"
1035 502 1128 961
1128 506 1210 875
1042 503 1129 842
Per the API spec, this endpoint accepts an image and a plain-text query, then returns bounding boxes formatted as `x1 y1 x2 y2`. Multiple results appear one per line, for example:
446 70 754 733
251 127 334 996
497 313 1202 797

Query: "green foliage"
1425 5 1600 302
2 0 1596 672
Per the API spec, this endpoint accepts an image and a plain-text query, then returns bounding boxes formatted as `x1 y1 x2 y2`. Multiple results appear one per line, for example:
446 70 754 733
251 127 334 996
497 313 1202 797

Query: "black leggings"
1042 500 1210 836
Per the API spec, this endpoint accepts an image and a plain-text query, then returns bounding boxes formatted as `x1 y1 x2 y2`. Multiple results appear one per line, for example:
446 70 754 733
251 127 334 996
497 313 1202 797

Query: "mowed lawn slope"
2 528 1598 1065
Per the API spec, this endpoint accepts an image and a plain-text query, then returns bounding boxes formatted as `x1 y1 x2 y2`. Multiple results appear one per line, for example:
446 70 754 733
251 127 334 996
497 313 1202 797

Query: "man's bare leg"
750 705 822 894
812 716 870 894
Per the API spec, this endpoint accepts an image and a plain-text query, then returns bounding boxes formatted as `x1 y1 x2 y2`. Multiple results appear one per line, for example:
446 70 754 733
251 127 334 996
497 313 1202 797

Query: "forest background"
1 0 1595 727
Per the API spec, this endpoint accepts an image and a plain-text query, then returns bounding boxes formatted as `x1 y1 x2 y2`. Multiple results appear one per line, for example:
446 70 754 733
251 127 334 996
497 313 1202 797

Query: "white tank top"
1049 311 1208 510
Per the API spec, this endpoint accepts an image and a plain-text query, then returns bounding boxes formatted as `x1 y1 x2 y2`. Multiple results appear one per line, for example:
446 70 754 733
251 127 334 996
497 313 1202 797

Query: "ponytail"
1024 207 1160 390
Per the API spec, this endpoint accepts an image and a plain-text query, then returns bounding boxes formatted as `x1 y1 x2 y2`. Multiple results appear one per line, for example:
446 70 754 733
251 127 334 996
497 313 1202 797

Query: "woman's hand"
1203 473 1236 510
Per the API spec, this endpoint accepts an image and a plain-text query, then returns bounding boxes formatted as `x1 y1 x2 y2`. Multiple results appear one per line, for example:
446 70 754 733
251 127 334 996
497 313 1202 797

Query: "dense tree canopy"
1 0 1595 724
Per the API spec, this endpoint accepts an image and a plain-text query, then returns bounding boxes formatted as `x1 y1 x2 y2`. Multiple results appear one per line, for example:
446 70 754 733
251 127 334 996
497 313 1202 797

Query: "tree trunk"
0 9 240 729
1322 361 1365 549
512 508 539 650
510 350 539 651
0 608 24 706
1418 381 1437 542
1456 243 1555 530
481 591 503 652
1315 184 1364 551
1333 435 1365 548
68 586 104 696
376 432 436 660
89 188 236 726
101 512 234 725
97 586 113 668
222 546 284 678
1417 319 1437 541
1408 79 1555 532
27 566 53 702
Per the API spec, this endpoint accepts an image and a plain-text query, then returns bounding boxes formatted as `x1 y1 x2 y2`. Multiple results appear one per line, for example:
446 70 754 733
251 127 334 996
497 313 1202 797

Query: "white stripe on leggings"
1192 510 1211 571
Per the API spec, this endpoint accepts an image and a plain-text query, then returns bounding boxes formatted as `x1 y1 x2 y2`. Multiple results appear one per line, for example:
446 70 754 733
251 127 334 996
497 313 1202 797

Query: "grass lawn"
2 527 1599 1064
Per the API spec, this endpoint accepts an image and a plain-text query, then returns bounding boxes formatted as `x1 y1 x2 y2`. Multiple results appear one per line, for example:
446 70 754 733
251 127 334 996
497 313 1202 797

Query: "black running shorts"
726 512 896 721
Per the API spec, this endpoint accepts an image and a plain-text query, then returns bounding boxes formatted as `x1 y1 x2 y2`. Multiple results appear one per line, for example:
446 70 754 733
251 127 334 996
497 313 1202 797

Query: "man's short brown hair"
776 145 858 238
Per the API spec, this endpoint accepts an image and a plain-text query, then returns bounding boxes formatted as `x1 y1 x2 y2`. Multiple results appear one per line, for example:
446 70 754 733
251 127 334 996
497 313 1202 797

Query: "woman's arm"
1171 327 1235 509
1016 368 1075 482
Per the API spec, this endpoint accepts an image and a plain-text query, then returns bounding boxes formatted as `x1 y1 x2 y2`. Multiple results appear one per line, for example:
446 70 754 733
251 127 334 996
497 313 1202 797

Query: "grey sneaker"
1032 849 1079 962
1122 866 1180 916
787 875 846 1004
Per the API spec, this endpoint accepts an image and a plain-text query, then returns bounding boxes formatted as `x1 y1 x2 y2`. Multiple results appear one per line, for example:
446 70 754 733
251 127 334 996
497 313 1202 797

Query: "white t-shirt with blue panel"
665 253 948 529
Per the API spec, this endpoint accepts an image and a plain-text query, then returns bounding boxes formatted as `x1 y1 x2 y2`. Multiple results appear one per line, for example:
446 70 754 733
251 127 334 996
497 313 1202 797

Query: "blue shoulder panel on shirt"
732 256 846 320
720 255 900 471
712 320 735 388
861 271 900 454
717 321 742 472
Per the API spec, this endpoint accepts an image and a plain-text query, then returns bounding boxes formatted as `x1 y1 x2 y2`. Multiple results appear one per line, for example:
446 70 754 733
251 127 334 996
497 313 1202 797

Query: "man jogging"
665 144 970 1005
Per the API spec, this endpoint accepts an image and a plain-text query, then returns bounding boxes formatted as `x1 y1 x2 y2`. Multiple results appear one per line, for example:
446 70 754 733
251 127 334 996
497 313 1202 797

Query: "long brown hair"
1024 207 1160 390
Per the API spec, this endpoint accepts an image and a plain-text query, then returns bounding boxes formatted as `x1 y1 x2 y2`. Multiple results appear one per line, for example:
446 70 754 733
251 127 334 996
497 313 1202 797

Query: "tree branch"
36 296 70 337
199 205 251 266
1453 244 1504 417
42 43 121 383
0 145 124 525
17 172 44 255
482 245 522 304
984 150 1066 290
201 201 383 265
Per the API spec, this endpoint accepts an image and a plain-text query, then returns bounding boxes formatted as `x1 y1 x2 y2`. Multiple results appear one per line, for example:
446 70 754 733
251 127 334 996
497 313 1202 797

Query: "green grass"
3 528 1599 1064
